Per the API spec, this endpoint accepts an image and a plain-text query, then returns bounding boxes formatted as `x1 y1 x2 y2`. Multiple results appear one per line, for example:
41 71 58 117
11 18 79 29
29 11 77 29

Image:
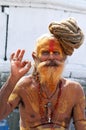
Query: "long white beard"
37 62 64 86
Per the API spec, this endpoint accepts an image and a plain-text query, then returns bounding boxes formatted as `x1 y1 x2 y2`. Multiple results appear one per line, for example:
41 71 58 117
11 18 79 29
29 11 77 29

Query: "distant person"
0 18 86 130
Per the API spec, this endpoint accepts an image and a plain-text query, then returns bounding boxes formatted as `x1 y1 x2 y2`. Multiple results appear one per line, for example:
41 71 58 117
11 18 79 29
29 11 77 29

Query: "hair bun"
49 18 84 55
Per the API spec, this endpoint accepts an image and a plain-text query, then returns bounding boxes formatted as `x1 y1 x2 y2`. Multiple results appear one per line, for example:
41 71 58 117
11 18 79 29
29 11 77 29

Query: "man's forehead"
49 39 55 52
35 36 67 59
37 38 62 51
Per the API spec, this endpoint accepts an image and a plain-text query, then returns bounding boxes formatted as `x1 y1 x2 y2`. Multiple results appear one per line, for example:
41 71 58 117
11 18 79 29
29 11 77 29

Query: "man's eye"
53 51 60 55
42 51 49 56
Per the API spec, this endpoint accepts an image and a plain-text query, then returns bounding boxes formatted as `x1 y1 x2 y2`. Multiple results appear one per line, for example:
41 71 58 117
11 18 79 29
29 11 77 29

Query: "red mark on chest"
49 40 55 52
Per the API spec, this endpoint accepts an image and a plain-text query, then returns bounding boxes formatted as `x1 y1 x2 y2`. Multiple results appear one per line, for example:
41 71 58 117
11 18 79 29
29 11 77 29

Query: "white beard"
37 62 64 86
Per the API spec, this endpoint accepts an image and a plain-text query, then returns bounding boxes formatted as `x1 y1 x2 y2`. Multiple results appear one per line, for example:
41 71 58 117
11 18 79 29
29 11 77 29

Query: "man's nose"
48 52 54 59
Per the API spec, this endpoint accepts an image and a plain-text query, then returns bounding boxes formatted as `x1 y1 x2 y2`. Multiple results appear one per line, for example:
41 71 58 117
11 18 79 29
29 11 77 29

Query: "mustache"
39 60 64 67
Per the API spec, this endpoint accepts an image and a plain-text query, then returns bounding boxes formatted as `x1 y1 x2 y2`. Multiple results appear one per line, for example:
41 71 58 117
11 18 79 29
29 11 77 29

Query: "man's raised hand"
10 49 31 80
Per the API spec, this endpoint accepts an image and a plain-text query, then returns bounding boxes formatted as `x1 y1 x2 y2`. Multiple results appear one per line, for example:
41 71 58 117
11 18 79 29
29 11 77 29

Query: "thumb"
19 62 31 74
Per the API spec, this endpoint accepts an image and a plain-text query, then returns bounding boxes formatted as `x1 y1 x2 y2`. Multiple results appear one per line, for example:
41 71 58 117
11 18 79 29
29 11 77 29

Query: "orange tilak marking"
49 40 55 52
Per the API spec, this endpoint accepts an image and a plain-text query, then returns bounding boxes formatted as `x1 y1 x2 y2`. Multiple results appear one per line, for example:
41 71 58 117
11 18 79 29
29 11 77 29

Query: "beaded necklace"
38 80 62 130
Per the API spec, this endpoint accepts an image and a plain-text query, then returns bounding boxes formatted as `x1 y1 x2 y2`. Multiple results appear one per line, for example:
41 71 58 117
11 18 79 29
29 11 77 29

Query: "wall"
0 5 86 81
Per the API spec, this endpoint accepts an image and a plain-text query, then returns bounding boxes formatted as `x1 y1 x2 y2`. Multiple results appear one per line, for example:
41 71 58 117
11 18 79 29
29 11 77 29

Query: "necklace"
38 80 62 130
40 83 59 99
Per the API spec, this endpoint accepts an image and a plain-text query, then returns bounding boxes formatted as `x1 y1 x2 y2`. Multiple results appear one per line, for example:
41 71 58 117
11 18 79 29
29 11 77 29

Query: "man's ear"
32 52 38 62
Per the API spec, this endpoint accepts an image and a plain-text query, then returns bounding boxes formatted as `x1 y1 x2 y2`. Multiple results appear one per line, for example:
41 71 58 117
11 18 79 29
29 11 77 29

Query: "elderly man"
0 18 86 130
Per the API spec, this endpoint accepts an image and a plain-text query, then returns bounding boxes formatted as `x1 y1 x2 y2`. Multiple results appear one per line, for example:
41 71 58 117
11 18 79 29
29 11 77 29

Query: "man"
0 18 86 130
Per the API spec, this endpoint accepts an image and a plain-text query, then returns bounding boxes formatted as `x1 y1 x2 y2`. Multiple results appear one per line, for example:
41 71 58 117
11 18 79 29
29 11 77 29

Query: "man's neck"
40 78 61 99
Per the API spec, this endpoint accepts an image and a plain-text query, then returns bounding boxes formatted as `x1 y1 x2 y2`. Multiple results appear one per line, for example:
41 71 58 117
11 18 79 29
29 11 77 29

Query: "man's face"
37 37 65 65
33 37 65 84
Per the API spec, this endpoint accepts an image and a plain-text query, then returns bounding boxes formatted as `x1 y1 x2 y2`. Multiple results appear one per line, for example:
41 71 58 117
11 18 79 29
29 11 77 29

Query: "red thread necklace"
38 80 62 130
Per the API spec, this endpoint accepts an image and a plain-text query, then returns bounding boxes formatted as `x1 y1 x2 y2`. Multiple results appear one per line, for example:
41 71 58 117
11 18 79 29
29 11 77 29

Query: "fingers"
15 49 25 61
19 61 31 74
24 61 31 69
22 61 31 69
10 53 15 61
10 49 25 61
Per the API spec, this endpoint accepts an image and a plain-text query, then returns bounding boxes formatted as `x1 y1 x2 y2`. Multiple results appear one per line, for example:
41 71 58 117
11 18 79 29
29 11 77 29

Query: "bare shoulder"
16 74 33 87
11 75 36 99
62 78 85 104
62 78 83 91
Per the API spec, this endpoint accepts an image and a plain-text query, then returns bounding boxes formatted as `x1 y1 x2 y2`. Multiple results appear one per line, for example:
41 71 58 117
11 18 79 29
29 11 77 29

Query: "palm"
10 49 31 80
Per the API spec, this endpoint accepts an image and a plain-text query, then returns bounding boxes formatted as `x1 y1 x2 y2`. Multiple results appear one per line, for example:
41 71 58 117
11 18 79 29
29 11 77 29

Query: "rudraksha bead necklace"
38 80 62 130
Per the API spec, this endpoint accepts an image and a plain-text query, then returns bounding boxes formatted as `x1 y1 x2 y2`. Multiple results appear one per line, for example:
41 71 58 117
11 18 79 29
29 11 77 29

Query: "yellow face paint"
36 37 64 59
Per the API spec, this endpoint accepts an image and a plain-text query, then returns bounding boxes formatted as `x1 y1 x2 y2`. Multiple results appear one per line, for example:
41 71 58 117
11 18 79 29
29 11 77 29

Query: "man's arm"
0 49 31 119
73 84 86 130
